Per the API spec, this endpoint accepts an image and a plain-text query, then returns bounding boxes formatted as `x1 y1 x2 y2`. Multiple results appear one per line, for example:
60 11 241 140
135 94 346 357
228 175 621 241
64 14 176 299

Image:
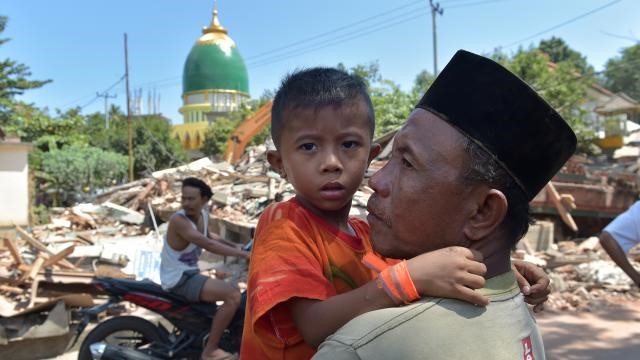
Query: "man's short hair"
461 138 533 247
182 177 213 200
271 67 375 149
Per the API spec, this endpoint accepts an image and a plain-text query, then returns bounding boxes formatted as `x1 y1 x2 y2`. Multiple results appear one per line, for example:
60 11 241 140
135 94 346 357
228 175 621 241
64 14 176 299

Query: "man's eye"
401 158 414 168
300 143 317 151
343 141 359 149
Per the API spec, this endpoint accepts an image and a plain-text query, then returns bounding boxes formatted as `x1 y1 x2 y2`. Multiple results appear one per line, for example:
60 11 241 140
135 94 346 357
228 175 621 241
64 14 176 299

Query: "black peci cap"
416 50 577 200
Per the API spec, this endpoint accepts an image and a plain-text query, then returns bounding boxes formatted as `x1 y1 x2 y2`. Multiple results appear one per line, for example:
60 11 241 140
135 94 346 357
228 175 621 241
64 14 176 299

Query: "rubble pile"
516 234 640 312
2 145 640 357
0 146 282 316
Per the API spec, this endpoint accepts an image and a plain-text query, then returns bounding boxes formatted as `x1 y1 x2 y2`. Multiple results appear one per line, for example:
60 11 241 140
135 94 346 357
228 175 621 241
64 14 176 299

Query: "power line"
247 10 430 68
104 2 427 94
108 1 429 92
60 0 627 107
500 0 622 49
245 0 507 68
63 75 125 109
600 31 639 43
245 0 425 62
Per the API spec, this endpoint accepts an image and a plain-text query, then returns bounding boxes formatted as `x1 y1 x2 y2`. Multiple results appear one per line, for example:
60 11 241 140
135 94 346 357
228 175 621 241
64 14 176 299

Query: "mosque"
172 3 249 151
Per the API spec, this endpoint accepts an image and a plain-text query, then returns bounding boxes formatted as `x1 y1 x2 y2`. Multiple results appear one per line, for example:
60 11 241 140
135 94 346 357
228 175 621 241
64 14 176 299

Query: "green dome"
182 9 249 94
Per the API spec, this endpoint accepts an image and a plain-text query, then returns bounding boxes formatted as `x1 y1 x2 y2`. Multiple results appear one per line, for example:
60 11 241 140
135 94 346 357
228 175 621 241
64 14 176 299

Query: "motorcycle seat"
97 277 198 305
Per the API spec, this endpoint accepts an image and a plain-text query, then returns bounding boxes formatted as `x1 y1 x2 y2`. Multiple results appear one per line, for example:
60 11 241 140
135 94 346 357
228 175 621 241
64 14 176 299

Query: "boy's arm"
511 260 550 313
289 246 487 348
173 217 249 258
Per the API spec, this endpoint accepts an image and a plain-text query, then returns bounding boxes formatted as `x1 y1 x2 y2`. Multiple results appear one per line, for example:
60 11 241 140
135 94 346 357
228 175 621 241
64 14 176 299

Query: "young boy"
241 68 548 359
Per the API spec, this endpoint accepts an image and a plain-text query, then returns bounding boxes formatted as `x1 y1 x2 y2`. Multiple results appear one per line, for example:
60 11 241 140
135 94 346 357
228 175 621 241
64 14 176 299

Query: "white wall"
0 142 32 226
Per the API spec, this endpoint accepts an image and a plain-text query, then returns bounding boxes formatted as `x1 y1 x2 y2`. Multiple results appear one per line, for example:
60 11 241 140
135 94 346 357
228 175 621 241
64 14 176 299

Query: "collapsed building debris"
1 145 640 358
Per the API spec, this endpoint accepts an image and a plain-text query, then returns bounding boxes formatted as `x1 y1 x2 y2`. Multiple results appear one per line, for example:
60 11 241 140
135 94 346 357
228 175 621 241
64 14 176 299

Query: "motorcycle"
73 277 245 360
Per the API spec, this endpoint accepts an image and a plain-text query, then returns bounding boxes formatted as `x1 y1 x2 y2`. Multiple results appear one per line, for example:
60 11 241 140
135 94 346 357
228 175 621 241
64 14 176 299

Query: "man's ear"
368 143 382 163
267 150 286 178
463 189 508 241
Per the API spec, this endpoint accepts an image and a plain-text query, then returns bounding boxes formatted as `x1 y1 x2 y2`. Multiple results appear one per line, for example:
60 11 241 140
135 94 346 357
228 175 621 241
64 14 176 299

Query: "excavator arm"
223 100 273 164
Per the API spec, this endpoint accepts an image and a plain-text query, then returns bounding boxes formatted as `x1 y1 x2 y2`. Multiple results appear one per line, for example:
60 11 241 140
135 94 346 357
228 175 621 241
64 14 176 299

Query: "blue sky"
4 0 639 124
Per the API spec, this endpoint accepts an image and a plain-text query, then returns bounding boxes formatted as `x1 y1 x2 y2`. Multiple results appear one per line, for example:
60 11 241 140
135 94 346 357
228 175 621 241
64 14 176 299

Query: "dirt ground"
537 298 640 359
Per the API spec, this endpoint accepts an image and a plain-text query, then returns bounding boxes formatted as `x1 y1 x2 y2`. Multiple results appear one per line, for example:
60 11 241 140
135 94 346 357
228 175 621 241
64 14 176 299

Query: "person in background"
599 200 640 287
160 177 249 360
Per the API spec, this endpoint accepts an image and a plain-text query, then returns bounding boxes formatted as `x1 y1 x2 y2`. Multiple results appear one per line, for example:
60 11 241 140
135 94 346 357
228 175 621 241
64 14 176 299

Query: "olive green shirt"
314 271 545 360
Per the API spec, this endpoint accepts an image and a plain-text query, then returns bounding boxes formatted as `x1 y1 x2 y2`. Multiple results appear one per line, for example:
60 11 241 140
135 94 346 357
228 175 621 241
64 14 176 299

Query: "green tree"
39 145 127 206
370 80 413 137
201 101 270 157
339 62 414 138
202 116 241 156
7 106 88 173
603 44 640 100
411 70 435 98
494 47 598 154
337 61 381 89
0 16 51 126
538 37 593 75
84 108 188 178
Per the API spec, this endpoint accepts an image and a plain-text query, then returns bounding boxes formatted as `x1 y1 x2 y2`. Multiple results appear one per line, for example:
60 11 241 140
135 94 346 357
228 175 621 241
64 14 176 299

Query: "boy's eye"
300 143 317 151
401 157 414 169
343 141 359 149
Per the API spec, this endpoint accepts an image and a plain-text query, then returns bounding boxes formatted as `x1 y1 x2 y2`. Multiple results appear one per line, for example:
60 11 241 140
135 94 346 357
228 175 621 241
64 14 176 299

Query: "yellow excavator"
223 100 273 164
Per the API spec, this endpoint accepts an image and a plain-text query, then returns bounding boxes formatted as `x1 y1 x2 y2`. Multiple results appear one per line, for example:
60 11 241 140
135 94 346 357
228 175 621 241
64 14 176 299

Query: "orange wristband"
378 260 420 304
394 260 420 303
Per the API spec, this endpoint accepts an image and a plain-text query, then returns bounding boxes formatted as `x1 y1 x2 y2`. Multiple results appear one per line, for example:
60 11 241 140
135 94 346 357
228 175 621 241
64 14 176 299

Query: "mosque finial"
203 0 227 34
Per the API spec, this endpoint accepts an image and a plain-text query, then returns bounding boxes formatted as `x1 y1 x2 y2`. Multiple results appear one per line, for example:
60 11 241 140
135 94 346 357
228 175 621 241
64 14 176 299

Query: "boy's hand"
512 259 550 313
406 247 489 306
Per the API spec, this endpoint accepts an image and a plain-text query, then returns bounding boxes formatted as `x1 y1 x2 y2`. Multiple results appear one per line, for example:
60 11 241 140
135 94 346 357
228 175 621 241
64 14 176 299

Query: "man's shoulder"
323 299 444 348
317 294 544 360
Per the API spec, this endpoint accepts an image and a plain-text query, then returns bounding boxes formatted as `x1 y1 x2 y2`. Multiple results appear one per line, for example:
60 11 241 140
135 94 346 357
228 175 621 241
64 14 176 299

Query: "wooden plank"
3 237 24 265
94 178 150 202
545 182 578 232
42 245 75 268
15 224 52 254
14 224 77 269
0 284 23 294
560 194 577 210
129 181 156 211
75 233 95 245
27 257 45 281
27 278 41 308
18 256 45 284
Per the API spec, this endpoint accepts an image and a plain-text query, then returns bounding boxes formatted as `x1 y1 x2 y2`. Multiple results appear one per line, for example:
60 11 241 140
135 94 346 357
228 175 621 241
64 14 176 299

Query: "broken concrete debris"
1 148 639 357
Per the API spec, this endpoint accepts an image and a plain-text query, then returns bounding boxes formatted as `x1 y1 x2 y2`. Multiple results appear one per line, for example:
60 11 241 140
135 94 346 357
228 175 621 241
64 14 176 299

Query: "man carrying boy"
314 50 576 359
160 177 249 360
241 67 550 359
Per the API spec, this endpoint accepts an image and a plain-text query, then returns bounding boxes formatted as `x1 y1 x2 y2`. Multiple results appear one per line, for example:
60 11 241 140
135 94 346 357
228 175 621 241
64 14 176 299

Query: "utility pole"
124 33 134 181
429 0 443 76
96 91 117 129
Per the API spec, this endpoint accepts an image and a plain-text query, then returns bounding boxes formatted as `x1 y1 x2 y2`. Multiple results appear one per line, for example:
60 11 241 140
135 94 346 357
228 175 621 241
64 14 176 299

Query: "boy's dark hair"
182 177 213 200
271 67 375 149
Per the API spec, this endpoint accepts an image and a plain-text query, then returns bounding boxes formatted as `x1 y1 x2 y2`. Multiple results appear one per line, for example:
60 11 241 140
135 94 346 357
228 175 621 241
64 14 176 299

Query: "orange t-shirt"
240 198 380 360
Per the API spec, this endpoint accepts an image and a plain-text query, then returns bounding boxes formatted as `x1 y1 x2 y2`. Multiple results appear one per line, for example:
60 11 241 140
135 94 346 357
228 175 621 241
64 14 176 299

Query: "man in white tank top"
160 177 249 360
